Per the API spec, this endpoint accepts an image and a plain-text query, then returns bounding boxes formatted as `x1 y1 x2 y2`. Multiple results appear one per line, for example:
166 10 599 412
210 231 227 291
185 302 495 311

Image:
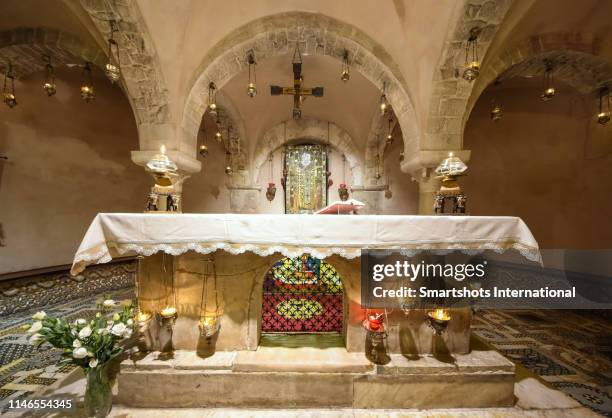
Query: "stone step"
116 349 515 409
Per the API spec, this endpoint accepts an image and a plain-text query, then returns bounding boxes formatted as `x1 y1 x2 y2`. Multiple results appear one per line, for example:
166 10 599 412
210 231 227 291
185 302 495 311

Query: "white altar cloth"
70 213 540 274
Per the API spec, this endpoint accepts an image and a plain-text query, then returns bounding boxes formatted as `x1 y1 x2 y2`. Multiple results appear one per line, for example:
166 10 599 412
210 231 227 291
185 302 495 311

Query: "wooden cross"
270 46 324 119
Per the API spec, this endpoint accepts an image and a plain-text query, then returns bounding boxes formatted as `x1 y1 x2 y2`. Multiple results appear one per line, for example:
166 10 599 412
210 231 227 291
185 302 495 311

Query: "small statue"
146 193 158 212
433 194 444 214
167 194 178 212
455 194 467 214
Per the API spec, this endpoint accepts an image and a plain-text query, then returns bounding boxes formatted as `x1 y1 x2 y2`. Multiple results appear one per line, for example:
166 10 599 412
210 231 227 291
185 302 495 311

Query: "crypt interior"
0 0 611 417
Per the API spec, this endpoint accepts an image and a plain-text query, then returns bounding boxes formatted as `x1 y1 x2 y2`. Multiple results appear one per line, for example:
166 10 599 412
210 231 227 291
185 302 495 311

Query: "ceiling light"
341 50 350 82
246 50 257 98
105 21 121 83
80 62 95 103
462 28 481 82
540 62 555 101
43 55 56 97
208 81 217 115
3 62 17 108
597 87 610 125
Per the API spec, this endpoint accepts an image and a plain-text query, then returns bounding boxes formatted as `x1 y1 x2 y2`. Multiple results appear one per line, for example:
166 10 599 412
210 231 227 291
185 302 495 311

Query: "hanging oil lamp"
462 28 481 82
340 49 350 82
80 62 95 103
491 102 502 121
42 56 57 96
224 151 233 175
427 308 451 335
199 118 209 157
246 50 257 98
105 21 121 83
199 257 221 339
3 62 17 108
208 81 218 116
379 82 388 115
597 87 610 125
338 155 349 201
375 154 382 180
386 116 394 144
541 63 555 101
266 154 276 202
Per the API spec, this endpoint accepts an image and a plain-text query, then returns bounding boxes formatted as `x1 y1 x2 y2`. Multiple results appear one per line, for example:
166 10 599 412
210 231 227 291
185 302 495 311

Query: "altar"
71 213 539 409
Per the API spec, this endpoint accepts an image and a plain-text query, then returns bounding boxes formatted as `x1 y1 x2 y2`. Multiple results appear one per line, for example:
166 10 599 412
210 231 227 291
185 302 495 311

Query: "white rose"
89 358 98 368
32 311 46 320
28 321 43 334
102 299 115 308
73 339 82 348
76 318 87 326
122 328 133 339
78 326 92 339
72 347 88 359
110 323 126 336
127 319 133 326
30 333 43 344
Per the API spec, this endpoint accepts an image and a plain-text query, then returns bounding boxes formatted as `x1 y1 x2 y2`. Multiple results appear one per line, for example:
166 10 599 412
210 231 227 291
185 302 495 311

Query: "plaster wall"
463 78 612 249
0 68 148 274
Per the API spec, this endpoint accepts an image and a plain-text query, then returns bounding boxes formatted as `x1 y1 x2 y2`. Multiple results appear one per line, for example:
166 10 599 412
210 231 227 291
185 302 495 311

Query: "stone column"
413 171 440 215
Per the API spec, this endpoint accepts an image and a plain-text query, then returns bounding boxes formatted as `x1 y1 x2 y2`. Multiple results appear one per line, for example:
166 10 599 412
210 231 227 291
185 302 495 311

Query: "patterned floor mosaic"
1 289 610 416
0 287 134 413
473 309 612 417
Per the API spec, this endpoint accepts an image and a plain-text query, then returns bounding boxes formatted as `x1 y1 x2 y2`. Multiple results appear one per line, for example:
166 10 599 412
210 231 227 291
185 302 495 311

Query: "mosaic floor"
473 309 612 417
1 289 610 416
0 287 134 414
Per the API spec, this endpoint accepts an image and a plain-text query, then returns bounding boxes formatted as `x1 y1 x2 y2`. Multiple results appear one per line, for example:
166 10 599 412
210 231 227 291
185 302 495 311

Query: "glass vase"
84 365 112 418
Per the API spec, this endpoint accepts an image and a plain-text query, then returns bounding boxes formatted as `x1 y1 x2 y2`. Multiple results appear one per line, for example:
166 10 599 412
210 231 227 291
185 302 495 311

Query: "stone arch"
464 33 612 136
181 11 419 171
0 27 105 77
411 0 513 174
80 0 170 126
253 119 364 185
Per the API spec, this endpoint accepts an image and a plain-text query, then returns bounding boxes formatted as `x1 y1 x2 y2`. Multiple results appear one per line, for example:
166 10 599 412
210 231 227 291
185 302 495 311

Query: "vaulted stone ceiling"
2 0 612 182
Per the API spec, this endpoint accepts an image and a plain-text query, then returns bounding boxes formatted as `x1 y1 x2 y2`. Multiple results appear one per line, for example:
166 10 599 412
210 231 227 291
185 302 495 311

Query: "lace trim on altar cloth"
70 241 542 275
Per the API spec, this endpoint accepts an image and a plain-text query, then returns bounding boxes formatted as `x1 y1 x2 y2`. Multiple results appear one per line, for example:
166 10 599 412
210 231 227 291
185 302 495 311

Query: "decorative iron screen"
284 144 328 214
262 255 343 333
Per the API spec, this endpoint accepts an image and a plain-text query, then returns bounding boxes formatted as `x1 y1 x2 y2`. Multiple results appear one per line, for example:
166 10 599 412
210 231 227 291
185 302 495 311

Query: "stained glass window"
284 144 328 214
262 255 343 333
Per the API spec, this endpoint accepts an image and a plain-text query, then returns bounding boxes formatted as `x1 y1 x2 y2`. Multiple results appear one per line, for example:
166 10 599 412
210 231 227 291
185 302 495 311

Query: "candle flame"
448 152 454 158
431 308 451 321
136 311 151 322
160 306 176 317
160 145 166 155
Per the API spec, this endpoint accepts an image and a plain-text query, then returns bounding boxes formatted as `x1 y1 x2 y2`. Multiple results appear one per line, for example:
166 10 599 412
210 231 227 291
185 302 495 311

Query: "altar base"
116 348 515 409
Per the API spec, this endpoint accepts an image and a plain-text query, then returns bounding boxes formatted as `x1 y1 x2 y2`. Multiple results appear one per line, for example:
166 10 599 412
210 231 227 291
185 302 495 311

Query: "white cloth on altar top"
70 213 540 275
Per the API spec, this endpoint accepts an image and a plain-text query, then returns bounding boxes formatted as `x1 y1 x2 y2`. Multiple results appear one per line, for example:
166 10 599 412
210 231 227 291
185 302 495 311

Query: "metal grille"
261 255 343 333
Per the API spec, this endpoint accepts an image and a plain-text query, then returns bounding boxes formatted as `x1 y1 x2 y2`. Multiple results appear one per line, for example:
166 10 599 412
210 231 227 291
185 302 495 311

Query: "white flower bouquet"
24 298 134 372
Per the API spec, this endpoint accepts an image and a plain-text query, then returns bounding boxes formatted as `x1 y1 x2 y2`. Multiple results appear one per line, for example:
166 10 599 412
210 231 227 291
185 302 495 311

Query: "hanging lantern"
490 103 502 121
80 62 95 103
386 116 394 144
199 257 221 339
246 50 257 98
399 151 405 162
266 154 276 202
208 81 217 116
463 28 481 82
379 82 388 115
341 49 350 82
540 63 555 101
42 56 57 97
199 118 209 157
375 154 382 180
3 62 17 108
597 87 610 125
104 21 121 83
224 152 233 175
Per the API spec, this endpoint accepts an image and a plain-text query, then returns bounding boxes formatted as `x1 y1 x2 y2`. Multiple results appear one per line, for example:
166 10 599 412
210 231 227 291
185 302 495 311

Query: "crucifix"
270 44 324 119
